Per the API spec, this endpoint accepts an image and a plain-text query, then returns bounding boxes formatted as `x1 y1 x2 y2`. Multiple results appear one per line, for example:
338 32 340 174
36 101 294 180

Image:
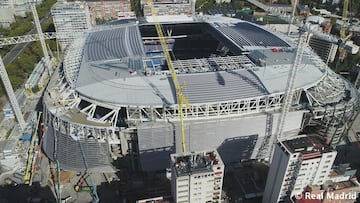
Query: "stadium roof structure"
54 15 356 112
58 16 347 108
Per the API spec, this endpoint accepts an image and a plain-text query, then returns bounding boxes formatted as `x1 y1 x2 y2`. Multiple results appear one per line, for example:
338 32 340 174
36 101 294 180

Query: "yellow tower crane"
339 0 352 61
147 0 189 153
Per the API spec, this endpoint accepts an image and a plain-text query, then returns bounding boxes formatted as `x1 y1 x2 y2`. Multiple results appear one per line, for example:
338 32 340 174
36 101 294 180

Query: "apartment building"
171 150 224 203
263 135 337 203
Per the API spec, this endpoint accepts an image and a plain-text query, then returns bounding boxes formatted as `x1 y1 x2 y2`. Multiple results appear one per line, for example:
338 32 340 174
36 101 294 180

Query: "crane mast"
30 3 52 75
0 2 53 131
266 30 307 160
147 0 189 153
0 57 26 130
276 30 306 139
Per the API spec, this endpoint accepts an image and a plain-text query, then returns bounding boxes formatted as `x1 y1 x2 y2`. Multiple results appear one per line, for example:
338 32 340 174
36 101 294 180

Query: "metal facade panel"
43 125 114 172
137 111 304 170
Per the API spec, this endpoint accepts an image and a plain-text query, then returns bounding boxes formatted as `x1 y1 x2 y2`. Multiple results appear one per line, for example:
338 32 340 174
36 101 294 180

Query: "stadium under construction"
42 16 360 172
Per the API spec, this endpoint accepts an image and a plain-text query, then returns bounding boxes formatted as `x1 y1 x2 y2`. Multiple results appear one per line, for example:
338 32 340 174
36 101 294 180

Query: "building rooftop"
171 150 222 177
282 136 332 155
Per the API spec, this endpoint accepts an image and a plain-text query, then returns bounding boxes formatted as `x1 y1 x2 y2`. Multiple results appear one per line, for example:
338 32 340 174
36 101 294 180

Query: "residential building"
51 1 93 51
295 164 360 203
0 7 15 28
263 135 337 203
171 150 224 203
142 0 192 17
85 0 135 20
1 0 42 17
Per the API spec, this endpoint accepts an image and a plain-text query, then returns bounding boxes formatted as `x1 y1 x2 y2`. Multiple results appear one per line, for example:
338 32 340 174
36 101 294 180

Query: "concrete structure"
345 41 360 55
308 34 338 64
0 0 42 17
215 0 231 3
302 20 339 64
85 0 135 20
42 15 359 172
142 0 192 17
25 57 47 90
0 7 15 28
171 150 224 203
263 135 337 203
51 1 93 51
245 0 292 15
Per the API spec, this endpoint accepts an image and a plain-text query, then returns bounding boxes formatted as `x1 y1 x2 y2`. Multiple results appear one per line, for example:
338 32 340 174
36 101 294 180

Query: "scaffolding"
171 55 255 73
62 36 86 87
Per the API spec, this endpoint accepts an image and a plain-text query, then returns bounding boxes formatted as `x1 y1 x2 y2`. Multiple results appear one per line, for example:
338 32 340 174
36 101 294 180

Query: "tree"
130 0 142 17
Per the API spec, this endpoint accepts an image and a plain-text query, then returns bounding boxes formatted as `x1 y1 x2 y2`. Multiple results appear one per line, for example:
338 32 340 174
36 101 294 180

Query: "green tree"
130 0 142 17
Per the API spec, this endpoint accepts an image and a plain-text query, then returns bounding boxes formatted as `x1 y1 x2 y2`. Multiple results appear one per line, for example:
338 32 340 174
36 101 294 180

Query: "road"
2 12 51 65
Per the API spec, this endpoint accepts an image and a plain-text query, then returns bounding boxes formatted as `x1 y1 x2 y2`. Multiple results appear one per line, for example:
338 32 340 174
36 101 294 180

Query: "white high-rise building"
171 150 224 203
263 135 337 203
51 1 93 51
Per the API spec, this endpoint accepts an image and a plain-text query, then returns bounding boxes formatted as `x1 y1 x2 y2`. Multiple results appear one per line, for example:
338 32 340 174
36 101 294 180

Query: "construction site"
0 0 359 202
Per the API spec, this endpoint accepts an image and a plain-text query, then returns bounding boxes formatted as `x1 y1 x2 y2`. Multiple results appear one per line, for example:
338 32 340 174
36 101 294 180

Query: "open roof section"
214 22 290 50
204 16 291 51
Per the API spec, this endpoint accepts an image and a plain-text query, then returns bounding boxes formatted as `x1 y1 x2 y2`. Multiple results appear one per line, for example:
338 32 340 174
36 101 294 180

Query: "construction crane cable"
147 0 189 153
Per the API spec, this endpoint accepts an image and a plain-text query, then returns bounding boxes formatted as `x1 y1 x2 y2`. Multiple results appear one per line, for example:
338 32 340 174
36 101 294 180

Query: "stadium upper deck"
42 16 359 171
62 17 342 108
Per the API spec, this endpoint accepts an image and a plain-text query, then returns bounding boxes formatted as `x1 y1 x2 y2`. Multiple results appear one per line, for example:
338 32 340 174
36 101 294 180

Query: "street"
2 12 52 65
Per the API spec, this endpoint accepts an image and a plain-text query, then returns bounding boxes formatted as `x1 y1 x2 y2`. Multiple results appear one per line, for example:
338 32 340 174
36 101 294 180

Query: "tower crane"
0 32 56 46
0 2 53 131
147 0 189 153
259 29 307 161
275 29 307 139
287 0 298 36
30 3 52 75
338 0 352 61
0 57 26 130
